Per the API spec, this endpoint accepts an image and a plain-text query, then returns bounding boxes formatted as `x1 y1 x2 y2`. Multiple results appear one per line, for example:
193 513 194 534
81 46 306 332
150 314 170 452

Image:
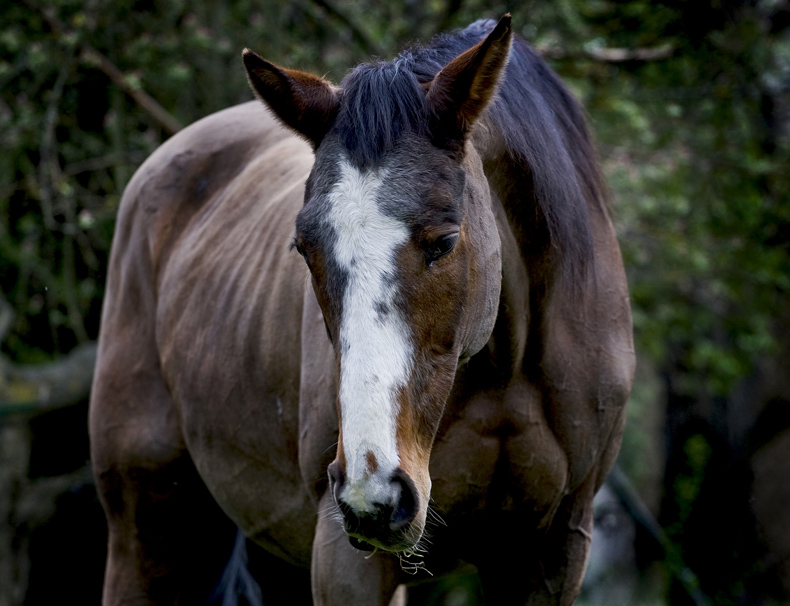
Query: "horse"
89 15 634 605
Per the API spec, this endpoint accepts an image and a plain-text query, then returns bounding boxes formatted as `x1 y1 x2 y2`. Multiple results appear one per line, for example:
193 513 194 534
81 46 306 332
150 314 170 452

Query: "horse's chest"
428 379 568 524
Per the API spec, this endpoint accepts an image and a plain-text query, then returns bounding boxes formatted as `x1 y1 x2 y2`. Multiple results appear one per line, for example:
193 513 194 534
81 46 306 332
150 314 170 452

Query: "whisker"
426 505 447 527
317 506 339 517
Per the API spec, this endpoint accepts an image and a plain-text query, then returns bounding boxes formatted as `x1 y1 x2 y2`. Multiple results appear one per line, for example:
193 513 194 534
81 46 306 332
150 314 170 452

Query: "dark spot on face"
381 271 397 289
374 300 389 321
365 451 379 474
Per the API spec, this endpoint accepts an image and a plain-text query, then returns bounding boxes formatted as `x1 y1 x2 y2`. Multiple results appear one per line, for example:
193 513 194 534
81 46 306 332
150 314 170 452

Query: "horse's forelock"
334 59 430 168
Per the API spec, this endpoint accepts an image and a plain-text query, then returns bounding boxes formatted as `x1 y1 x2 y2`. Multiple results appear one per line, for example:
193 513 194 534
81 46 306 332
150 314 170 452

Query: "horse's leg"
477 474 598 606
524 437 626 606
531 478 596 606
90 356 236 605
311 492 402 606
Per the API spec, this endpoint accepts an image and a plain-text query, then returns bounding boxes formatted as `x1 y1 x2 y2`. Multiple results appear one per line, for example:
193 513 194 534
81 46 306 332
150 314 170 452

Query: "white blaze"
327 159 413 511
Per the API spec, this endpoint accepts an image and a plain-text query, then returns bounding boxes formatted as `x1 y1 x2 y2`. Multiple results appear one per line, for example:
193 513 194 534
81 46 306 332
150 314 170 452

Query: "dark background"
1 0 789 604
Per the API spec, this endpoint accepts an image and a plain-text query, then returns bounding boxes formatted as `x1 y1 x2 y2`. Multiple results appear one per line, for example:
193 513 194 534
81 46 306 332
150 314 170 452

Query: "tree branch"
78 45 183 135
0 342 97 416
607 465 711 606
438 0 464 33
25 1 182 134
1 277 94 415
537 43 675 63
0 296 13 344
308 0 382 57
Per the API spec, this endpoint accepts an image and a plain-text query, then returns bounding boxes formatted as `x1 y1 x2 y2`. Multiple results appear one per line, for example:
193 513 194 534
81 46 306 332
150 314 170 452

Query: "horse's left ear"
426 14 512 151
242 49 341 148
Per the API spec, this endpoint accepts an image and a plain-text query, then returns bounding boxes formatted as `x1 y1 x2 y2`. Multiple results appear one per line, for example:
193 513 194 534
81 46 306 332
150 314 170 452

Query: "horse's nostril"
327 461 342 489
389 469 419 530
337 500 358 530
327 461 345 506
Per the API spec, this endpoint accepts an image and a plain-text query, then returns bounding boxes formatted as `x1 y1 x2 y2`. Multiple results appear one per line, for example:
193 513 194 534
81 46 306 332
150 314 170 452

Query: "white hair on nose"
326 158 414 511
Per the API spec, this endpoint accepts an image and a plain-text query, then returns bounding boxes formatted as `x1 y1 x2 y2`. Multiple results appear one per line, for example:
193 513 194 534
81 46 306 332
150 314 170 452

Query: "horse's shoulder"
538 214 635 488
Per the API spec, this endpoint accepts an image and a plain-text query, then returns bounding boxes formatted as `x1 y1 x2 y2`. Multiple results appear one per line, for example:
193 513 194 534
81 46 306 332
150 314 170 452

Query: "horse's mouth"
347 533 432 575
348 536 377 551
346 531 419 554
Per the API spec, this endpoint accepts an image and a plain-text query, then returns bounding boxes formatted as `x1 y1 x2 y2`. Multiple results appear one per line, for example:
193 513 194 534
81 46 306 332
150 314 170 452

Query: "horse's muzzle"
327 463 420 552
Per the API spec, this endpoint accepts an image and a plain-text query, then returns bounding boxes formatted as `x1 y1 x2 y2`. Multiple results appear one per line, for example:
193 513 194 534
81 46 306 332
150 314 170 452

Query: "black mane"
334 19 605 283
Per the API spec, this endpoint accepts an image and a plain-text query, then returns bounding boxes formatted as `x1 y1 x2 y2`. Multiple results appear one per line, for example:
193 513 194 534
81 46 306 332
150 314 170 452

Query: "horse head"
243 16 511 553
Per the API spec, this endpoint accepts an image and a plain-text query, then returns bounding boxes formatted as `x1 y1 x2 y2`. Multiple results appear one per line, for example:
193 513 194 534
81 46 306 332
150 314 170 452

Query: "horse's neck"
470 131 558 381
472 122 556 274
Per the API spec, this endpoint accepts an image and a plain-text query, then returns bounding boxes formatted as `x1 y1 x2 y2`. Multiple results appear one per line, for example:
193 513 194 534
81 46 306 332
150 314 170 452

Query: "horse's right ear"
242 49 341 148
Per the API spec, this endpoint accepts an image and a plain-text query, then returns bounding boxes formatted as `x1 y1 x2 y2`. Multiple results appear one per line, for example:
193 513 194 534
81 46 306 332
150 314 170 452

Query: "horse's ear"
426 14 512 151
242 49 341 148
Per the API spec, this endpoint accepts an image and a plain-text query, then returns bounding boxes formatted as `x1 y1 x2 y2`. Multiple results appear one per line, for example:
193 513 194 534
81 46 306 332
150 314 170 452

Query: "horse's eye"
426 233 458 265
291 237 305 257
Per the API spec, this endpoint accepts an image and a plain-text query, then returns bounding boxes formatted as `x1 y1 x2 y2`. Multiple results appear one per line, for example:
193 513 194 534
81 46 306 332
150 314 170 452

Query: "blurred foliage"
568 1 790 399
2 0 790 602
2 0 787 386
